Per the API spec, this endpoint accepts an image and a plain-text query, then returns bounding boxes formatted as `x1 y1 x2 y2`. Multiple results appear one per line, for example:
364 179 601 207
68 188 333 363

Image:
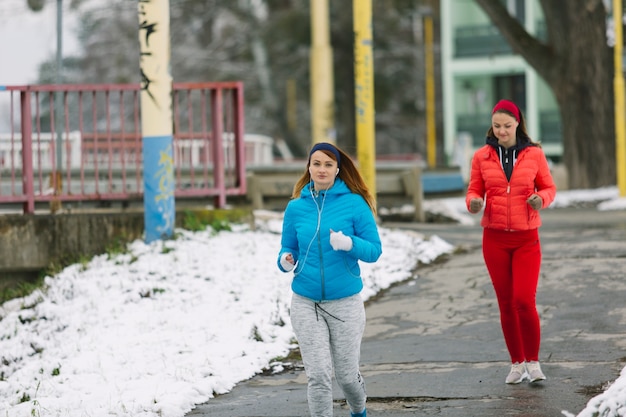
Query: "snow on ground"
0 187 624 417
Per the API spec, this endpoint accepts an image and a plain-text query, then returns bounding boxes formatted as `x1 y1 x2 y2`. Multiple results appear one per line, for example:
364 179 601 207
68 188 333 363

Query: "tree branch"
473 0 558 83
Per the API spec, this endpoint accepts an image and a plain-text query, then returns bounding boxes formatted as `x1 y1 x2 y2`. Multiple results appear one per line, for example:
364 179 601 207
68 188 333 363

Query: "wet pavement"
187 207 626 417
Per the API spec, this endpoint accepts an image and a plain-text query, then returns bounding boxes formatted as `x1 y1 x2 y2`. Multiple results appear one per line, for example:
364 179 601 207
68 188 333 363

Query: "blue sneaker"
351 409 367 417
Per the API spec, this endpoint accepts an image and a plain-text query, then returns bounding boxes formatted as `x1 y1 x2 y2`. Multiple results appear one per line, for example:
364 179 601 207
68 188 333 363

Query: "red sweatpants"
482 228 542 363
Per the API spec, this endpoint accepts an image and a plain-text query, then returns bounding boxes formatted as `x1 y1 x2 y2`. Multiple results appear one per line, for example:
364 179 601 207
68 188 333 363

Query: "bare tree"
474 0 616 189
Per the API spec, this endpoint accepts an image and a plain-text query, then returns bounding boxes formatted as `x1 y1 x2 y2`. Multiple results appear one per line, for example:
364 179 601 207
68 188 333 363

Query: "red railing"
0 82 246 213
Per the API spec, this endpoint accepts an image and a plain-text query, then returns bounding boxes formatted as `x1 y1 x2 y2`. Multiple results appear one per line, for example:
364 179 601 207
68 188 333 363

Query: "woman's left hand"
330 230 353 251
527 194 543 210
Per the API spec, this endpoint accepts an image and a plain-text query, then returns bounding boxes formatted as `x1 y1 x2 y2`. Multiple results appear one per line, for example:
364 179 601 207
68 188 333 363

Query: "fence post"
212 88 226 208
21 90 35 214
234 83 246 194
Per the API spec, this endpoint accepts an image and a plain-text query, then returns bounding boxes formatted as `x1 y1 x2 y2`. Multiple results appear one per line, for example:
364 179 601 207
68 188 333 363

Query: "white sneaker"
526 361 546 382
505 362 527 384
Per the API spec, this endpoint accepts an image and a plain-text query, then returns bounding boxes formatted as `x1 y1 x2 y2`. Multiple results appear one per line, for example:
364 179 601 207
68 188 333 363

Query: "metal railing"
455 25 512 58
454 22 548 59
0 82 247 213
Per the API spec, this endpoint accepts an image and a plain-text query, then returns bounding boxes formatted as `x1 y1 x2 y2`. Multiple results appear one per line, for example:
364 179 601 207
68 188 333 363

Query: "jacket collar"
301 178 351 199
486 136 532 152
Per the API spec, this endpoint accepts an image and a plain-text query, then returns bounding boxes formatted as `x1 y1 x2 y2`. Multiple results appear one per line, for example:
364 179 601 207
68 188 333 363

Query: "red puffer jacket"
466 144 557 231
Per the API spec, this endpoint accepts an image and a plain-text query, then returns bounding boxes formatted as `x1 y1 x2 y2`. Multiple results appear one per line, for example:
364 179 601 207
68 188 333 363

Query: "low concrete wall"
0 212 144 276
0 208 253 281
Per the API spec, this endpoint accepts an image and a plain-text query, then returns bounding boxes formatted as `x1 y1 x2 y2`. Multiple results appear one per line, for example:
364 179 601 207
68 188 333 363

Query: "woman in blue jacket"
277 142 382 417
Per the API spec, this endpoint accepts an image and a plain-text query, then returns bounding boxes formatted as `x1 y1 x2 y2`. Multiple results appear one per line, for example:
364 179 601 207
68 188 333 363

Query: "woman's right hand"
280 252 295 271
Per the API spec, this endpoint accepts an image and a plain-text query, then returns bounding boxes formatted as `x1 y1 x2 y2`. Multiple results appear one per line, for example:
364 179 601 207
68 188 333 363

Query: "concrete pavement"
187 207 626 417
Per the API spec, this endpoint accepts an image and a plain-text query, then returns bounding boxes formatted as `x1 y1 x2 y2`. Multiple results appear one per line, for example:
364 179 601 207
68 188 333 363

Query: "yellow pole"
353 0 376 197
424 13 437 168
614 0 626 196
310 0 335 144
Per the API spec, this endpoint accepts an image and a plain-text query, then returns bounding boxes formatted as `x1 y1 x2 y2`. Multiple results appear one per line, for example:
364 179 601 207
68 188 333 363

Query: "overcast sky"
0 0 78 86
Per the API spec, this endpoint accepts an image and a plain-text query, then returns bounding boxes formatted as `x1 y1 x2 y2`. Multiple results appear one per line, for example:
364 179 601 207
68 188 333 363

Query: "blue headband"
309 142 341 167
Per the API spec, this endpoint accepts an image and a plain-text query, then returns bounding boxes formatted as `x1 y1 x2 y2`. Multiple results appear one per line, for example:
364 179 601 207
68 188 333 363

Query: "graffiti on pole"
154 144 175 235
138 0 158 106
143 137 175 241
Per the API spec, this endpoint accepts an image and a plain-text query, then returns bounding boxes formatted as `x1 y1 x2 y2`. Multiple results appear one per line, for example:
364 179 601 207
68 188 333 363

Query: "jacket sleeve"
466 150 486 211
277 204 300 272
534 150 557 208
345 197 382 263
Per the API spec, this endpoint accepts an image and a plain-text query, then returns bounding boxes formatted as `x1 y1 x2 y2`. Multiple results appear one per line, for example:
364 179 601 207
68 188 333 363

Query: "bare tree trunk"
474 0 616 189
541 0 615 189
553 60 615 189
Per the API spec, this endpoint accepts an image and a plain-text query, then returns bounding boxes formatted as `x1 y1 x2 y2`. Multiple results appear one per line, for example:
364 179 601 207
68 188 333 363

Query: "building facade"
440 0 562 169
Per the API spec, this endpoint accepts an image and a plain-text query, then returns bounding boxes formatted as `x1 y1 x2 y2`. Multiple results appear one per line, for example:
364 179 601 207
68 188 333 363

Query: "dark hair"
487 102 541 147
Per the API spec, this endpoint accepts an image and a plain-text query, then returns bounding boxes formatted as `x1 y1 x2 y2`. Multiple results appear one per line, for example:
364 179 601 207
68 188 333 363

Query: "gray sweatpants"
291 293 367 417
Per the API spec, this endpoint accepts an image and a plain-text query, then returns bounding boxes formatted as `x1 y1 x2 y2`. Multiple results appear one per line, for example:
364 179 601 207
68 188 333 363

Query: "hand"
527 194 543 210
469 198 484 213
280 252 295 271
330 230 353 251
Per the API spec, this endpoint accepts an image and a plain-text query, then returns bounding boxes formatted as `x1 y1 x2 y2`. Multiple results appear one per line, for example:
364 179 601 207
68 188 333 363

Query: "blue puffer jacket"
277 179 382 301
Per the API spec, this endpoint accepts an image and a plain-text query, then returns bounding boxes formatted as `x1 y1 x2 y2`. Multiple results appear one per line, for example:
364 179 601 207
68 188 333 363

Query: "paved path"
187 207 626 416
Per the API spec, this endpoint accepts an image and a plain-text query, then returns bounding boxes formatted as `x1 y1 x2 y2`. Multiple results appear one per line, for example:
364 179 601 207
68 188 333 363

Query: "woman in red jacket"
466 99 557 384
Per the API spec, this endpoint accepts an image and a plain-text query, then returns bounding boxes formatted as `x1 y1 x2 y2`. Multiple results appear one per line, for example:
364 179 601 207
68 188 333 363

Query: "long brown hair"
291 143 377 215
487 101 541 147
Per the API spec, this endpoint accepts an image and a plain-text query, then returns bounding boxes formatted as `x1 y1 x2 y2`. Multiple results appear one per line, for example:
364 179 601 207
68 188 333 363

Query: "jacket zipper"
506 183 511 230
316 192 326 301
496 148 514 231
318 232 325 300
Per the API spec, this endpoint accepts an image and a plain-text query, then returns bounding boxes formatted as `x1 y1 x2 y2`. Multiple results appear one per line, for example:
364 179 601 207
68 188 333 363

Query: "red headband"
492 99 520 122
